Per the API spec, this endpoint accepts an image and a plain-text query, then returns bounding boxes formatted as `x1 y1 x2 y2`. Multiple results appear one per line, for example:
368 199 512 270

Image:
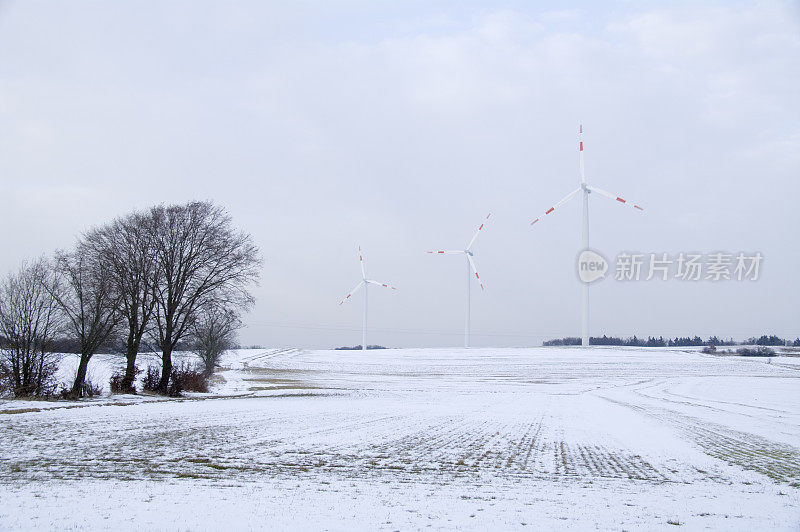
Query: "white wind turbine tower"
530 125 644 347
339 246 396 351
428 213 491 348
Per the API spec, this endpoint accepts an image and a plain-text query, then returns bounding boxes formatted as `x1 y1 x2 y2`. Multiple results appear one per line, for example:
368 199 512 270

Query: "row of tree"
543 335 800 347
0 201 261 398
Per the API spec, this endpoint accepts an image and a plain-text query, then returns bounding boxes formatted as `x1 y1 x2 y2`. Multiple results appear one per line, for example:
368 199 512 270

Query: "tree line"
543 335 800 347
0 201 261 398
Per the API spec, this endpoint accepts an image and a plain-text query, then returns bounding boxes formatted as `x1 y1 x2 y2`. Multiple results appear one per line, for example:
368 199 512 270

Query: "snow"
1 347 799 530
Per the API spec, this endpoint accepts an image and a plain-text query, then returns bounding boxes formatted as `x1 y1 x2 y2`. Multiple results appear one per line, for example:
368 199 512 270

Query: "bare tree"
51 246 121 398
191 304 241 377
0 259 62 397
83 211 158 393
150 201 261 394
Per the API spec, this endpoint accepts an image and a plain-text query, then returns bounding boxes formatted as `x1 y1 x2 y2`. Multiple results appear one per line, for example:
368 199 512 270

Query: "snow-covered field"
1 347 799 530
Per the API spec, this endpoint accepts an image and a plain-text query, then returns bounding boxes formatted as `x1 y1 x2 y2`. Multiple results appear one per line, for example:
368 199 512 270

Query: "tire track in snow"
601 396 800 485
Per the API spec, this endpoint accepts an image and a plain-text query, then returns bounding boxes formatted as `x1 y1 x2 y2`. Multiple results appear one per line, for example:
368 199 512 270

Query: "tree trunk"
71 353 91 398
203 355 214 378
123 351 136 390
158 346 172 394
121 327 140 393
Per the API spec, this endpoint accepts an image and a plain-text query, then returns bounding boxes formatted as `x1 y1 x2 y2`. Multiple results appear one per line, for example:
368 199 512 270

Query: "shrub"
110 366 141 394
1 356 59 398
0 371 8 397
109 371 124 394
701 345 717 354
142 365 161 392
56 378 102 399
736 346 775 357
142 362 207 396
171 361 208 394
82 378 103 397
542 337 582 346
167 370 183 397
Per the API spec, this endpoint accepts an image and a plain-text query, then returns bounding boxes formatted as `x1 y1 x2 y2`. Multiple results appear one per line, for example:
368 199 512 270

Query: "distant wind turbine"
530 125 644 347
339 246 396 351
428 213 491 348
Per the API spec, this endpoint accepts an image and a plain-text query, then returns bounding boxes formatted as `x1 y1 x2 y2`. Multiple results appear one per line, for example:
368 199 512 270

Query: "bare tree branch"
190 303 241 377
150 201 261 393
50 245 122 398
83 210 158 393
0 259 62 397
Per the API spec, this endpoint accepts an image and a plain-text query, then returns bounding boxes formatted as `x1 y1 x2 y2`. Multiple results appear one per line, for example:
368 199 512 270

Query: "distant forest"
543 334 800 347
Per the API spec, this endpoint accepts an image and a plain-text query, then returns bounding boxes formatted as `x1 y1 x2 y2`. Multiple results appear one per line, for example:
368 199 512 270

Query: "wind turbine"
530 125 644 347
339 246 396 351
427 213 491 348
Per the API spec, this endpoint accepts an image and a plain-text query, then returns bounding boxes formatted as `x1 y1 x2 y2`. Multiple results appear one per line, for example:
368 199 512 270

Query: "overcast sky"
0 1 798 348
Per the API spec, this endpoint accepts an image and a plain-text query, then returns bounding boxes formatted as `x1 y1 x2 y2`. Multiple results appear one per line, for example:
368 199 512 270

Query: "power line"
244 321 569 339
243 320 800 342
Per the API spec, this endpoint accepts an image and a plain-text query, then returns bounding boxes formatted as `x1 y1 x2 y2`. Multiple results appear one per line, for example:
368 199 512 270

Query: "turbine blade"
426 250 464 254
466 255 485 291
358 245 366 278
338 280 364 305
530 188 581 225
466 213 492 251
587 186 644 211
367 279 397 290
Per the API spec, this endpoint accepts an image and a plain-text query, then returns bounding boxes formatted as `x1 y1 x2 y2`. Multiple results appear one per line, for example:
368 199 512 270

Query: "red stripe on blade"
616 197 625 203
545 208 554 214
634 205 643 210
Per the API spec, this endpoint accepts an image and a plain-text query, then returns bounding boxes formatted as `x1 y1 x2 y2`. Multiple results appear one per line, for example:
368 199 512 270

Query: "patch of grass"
247 384 327 392
175 472 205 479
0 408 43 415
208 374 227 386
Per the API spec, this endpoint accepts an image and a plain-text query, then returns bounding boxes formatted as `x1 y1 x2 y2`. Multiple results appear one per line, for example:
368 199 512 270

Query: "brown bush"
110 366 141 394
142 365 161 392
171 361 208 394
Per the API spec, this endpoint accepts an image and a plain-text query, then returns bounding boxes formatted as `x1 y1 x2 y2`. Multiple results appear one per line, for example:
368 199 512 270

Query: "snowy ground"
1 347 799 530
